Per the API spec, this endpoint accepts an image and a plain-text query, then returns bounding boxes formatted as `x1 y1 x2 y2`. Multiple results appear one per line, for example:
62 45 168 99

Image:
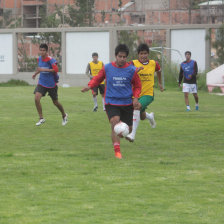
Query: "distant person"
82 44 141 159
32 43 68 126
126 43 163 142
178 51 199 111
85 52 105 111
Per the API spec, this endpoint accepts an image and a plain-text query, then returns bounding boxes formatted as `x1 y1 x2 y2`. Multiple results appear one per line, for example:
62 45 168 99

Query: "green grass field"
0 86 223 224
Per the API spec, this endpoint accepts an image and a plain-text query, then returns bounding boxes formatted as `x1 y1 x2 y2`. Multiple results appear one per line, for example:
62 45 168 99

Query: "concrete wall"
0 24 220 86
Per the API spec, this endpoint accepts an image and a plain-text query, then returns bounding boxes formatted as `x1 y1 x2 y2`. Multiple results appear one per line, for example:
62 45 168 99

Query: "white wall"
66 32 110 74
171 29 206 71
0 34 13 74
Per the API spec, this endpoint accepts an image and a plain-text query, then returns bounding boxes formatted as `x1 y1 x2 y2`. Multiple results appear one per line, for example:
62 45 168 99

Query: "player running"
126 43 163 142
82 44 141 159
178 51 199 111
32 43 68 126
85 52 105 111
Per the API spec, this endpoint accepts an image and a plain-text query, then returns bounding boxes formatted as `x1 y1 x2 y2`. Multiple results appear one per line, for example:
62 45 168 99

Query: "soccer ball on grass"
114 122 129 137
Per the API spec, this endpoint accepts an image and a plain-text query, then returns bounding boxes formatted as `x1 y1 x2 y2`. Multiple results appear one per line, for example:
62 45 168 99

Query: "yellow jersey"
89 61 104 84
132 60 159 97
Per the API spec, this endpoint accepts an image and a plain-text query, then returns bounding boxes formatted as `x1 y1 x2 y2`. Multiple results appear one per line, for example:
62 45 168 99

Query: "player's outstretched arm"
81 86 91 92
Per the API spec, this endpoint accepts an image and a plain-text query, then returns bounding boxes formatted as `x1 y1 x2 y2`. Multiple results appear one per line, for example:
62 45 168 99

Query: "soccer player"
178 51 199 111
85 52 105 111
32 43 68 126
126 43 163 142
82 44 141 159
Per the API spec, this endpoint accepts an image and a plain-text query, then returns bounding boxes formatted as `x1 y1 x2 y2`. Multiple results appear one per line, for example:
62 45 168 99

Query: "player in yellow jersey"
126 43 164 142
85 52 105 111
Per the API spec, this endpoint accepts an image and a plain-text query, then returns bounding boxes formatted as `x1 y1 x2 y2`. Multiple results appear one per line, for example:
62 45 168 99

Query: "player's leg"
105 105 122 159
139 95 156 128
192 84 199 110
99 84 105 111
49 86 68 126
183 83 190 111
92 87 98 112
193 93 199 110
34 85 46 126
126 103 141 142
184 92 190 111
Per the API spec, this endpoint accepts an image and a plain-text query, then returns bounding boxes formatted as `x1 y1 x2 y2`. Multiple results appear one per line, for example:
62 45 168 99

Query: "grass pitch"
0 86 223 224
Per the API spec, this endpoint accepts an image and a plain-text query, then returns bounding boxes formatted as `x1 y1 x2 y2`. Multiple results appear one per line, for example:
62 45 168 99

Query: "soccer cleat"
195 105 199 111
115 151 122 159
186 108 191 112
149 112 156 128
126 134 135 142
36 118 45 126
62 113 68 126
93 106 98 112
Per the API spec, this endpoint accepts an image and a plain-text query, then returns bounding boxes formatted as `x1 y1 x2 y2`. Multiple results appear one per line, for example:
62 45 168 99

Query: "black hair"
39 43 48 51
185 51 191 56
137 43 149 54
92 52 98 57
115 44 129 56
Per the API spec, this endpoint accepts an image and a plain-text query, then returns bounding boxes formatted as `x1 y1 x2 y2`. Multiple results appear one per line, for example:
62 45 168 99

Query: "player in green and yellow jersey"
126 43 164 142
85 52 105 111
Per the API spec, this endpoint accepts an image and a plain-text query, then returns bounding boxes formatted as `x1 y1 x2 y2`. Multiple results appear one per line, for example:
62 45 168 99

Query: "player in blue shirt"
32 43 68 126
82 44 141 159
178 51 199 111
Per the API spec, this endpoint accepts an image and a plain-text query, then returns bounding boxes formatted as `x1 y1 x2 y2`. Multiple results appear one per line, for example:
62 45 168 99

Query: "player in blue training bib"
178 51 199 111
32 43 68 126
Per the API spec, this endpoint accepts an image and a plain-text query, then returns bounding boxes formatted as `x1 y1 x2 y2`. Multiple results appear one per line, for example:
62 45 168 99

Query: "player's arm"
51 63 59 74
85 63 92 79
82 67 106 92
155 61 163 92
193 61 198 77
32 70 40 80
178 65 183 87
131 70 142 108
32 58 40 79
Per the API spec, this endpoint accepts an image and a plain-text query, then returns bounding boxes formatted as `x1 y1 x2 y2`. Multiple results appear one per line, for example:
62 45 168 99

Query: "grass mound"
0 79 30 87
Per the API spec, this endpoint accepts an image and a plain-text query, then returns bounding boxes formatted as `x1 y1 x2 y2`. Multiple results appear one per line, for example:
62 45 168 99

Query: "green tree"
212 25 224 65
66 0 95 27
118 30 139 61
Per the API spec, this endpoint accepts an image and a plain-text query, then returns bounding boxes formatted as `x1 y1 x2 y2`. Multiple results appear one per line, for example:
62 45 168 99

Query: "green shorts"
139 95 154 112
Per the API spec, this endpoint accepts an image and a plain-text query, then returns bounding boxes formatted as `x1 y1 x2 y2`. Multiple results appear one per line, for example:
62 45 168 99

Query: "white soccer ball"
114 122 129 137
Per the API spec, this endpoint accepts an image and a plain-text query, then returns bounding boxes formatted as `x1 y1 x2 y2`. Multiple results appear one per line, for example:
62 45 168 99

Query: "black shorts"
105 104 133 126
34 85 58 100
92 84 105 95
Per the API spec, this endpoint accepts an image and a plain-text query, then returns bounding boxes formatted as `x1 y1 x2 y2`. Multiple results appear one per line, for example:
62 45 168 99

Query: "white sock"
129 110 140 138
102 97 105 110
195 103 199 106
93 96 98 107
145 112 152 121
186 105 190 110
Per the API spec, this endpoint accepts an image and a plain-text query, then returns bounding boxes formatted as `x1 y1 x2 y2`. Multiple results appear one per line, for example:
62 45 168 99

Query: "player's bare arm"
157 70 164 92
37 67 55 73
81 86 91 92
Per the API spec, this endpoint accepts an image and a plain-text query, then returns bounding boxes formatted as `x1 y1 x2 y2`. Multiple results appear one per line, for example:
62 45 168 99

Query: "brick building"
0 0 224 28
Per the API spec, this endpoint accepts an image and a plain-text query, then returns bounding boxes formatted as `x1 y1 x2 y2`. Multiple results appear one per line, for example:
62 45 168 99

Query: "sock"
195 103 199 106
186 105 190 110
102 98 105 110
145 112 152 121
129 110 140 138
113 142 120 153
93 96 98 107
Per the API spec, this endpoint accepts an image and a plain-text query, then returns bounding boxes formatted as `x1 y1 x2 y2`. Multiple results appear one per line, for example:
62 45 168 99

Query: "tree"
212 25 224 65
118 30 139 61
66 0 95 27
